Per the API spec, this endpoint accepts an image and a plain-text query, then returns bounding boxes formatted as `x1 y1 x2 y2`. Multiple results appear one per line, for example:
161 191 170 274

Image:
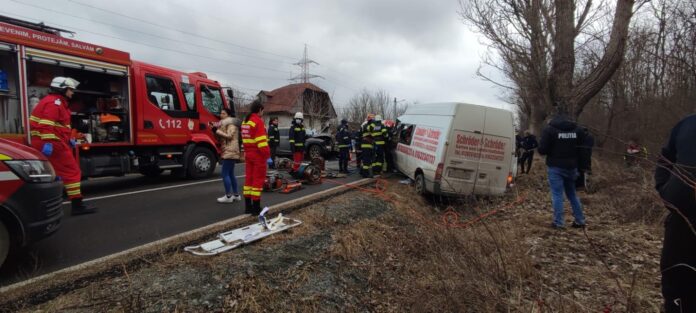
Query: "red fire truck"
0 16 233 179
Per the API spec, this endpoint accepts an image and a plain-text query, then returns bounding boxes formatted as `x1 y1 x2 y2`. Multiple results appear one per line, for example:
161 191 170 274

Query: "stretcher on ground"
184 211 302 256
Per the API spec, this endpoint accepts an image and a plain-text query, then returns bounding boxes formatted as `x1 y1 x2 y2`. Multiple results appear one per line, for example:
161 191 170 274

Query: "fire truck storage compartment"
79 151 131 178
25 50 130 145
0 43 22 134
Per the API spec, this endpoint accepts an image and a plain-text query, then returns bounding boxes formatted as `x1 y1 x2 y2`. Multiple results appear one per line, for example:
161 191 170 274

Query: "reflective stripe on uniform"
258 142 268 148
243 135 267 144
30 115 70 128
242 120 256 127
375 141 385 145
30 131 60 140
65 182 81 188
0 153 12 161
361 144 373 148
294 143 304 147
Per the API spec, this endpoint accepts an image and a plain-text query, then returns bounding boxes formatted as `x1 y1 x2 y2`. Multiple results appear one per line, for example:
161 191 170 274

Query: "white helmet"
50 77 80 90
375 114 382 121
294 112 304 119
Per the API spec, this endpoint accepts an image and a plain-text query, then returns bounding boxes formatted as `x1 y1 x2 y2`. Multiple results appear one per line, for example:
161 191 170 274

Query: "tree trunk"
570 0 636 118
549 0 576 113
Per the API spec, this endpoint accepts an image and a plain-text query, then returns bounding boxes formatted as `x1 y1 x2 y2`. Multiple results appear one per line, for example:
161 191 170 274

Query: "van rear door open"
440 105 486 194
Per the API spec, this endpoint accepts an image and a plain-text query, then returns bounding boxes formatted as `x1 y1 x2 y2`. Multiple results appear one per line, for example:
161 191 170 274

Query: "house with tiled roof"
256 83 337 130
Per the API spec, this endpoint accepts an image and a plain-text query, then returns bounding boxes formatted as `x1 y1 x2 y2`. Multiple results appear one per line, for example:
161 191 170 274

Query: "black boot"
71 198 97 216
252 200 262 216
244 197 253 214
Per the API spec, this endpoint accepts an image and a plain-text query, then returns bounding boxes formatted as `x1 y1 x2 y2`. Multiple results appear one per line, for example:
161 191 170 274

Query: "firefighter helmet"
375 114 382 121
294 112 304 119
50 77 80 90
367 113 375 120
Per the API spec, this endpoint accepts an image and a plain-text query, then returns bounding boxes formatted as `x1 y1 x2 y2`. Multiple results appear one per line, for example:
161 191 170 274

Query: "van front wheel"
415 172 427 195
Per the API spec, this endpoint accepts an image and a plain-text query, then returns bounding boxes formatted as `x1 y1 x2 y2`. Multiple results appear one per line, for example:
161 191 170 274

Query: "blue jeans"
221 159 239 196
547 166 585 227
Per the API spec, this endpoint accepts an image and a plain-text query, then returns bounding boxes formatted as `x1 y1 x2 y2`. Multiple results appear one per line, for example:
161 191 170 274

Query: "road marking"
61 175 246 204
0 178 373 299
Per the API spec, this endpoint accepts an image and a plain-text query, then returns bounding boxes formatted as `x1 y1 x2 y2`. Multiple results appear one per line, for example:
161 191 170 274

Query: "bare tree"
341 89 407 124
300 89 336 131
460 0 638 134
578 0 696 154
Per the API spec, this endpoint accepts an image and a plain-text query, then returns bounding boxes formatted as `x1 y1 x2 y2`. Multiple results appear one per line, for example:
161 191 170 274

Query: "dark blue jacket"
336 124 351 148
521 135 539 151
538 115 586 169
655 114 696 224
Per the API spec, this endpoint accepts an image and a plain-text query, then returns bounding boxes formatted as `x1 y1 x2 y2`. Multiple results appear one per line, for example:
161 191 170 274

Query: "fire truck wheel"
188 147 215 179
0 221 9 269
308 144 323 159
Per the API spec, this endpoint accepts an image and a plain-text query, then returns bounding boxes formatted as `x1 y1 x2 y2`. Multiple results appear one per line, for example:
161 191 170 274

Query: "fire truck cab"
0 16 232 179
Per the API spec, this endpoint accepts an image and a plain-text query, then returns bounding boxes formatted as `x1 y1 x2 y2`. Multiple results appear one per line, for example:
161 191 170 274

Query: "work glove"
69 138 77 148
41 143 53 157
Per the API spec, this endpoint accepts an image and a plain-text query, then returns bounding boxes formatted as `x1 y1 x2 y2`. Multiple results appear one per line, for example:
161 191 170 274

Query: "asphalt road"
0 161 362 286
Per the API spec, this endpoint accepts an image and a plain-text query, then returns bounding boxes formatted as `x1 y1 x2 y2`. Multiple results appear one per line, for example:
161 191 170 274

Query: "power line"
9 0 294 65
66 0 298 61
0 10 294 76
161 1 370 92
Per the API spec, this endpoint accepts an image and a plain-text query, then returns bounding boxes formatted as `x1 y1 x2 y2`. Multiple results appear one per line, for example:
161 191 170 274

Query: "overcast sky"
2 0 511 111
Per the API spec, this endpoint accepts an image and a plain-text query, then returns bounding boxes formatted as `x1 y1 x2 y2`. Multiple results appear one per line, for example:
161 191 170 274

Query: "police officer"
360 114 375 178
655 114 696 313
371 114 387 175
538 110 587 229
289 112 306 172
267 117 280 168
336 119 351 174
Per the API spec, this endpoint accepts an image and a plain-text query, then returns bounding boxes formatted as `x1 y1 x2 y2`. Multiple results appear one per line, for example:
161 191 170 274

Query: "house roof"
258 83 330 114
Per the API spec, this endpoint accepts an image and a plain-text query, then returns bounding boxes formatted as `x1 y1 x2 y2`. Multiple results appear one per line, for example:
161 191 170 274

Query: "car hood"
0 138 47 160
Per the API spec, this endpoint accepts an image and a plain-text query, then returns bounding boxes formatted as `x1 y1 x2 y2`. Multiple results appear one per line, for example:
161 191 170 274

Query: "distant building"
255 83 337 131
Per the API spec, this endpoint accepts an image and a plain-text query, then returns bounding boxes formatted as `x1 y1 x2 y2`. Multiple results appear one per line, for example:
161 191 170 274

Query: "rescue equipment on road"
184 211 302 256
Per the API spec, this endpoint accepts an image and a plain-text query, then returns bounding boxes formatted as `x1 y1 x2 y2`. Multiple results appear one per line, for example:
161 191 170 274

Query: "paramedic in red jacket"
29 77 97 215
241 101 271 215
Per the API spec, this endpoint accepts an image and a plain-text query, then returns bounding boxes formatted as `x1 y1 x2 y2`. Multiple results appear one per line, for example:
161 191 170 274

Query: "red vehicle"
0 16 232 179
0 138 63 268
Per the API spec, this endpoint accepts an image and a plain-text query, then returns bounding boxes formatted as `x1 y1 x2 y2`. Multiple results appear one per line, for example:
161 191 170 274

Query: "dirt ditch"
4 159 665 312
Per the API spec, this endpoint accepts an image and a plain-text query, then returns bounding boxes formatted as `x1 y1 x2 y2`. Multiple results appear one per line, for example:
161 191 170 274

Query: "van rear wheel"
415 172 427 195
0 221 10 269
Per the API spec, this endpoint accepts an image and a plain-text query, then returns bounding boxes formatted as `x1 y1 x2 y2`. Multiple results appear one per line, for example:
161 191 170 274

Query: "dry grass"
8 156 665 313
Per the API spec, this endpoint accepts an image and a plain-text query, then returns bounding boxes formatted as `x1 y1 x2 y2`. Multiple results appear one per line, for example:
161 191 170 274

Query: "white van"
394 102 516 196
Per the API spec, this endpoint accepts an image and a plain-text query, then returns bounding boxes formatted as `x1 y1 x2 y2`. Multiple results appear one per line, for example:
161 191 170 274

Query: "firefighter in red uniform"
241 101 271 215
29 77 97 215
